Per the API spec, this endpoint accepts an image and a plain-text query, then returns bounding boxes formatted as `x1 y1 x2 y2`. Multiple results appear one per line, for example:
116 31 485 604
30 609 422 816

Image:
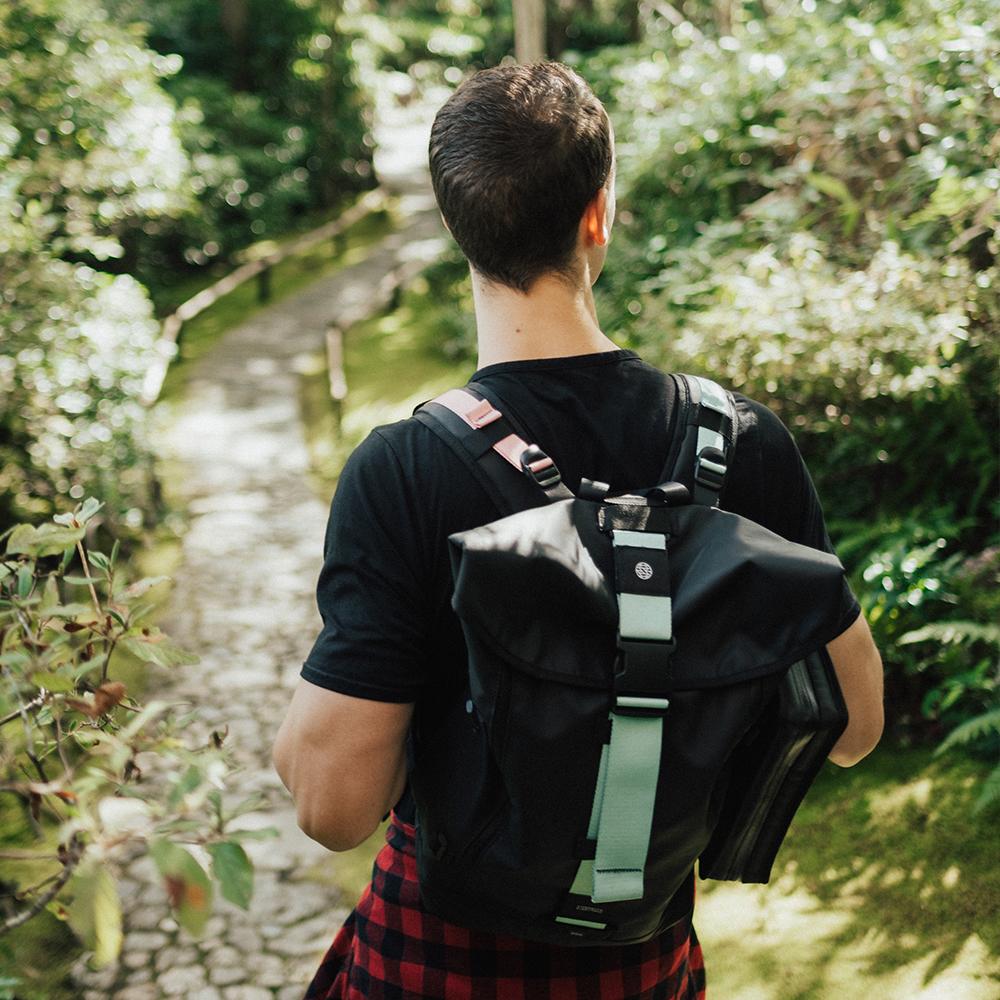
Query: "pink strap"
430 388 530 470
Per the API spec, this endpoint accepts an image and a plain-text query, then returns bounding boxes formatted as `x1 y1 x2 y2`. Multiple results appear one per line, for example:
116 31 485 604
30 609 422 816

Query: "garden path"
72 79 451 1000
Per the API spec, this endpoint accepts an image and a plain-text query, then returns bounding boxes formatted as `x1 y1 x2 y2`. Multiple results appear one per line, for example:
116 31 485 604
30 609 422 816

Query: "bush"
0 0 191 532
0 500 270 969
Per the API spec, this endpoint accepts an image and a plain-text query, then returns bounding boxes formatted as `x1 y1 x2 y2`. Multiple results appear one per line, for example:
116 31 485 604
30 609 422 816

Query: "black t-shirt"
302 349 860 711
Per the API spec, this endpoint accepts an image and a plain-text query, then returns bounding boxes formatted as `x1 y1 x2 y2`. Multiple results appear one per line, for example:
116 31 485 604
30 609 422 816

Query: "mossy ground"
695 745 999 998
298 271 474 499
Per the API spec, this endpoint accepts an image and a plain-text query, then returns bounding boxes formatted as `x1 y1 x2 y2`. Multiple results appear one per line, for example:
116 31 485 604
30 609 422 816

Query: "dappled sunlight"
692 747 1000 997
698 881 1000 999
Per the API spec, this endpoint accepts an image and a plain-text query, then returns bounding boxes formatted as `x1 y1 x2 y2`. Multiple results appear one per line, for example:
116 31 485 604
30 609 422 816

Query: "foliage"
112 0 373 298
0 499 271 966
576 0 1000 763
0 0 192 532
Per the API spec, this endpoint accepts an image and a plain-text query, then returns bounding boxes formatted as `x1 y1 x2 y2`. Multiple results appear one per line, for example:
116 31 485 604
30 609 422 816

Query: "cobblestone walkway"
73 84 449 1000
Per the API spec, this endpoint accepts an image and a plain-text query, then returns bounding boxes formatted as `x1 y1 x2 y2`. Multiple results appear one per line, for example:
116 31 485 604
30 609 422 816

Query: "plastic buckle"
613 640 674 716
520 445 562 490
694 446 727 490
578 478 611 502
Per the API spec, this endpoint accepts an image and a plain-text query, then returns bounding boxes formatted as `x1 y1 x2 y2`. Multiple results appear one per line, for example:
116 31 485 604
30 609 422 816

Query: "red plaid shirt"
305 815 706 1000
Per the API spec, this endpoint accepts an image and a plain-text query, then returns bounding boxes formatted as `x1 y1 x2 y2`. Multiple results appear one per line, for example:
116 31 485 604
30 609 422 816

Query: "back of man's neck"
471 269 620 370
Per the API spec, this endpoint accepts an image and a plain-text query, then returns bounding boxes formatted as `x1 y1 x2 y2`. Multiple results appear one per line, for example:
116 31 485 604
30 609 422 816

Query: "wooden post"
513 0 546 63
257 266 272 303
326 323 347 436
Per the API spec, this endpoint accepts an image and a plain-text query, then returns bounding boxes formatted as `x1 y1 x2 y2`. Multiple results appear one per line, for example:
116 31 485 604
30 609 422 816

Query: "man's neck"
471 268 620 370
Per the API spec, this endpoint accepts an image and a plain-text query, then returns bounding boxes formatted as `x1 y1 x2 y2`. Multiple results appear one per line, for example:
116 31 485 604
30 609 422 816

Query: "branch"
0 693 45 729
74 540 103 619
0 844 83 936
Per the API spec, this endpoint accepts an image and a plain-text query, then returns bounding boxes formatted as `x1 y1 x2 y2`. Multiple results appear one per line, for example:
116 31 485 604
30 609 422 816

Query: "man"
273 61 884 999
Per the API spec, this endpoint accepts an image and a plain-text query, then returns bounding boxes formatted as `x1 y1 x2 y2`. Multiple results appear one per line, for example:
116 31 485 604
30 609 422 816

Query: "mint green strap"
591 711 665 902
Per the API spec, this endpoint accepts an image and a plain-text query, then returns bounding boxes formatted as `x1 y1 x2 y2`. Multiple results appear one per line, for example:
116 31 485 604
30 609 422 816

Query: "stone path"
72 80 450 1000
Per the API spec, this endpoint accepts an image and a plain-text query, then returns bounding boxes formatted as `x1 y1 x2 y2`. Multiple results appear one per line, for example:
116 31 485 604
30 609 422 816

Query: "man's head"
429 61 615 294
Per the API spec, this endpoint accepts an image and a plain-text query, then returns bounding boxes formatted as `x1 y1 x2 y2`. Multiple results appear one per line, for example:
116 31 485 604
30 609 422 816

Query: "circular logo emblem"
635 561 653 581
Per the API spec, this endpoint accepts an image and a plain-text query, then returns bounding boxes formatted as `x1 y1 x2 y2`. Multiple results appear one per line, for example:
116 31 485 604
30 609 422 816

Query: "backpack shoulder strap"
413 384 573 517
664 374 739 507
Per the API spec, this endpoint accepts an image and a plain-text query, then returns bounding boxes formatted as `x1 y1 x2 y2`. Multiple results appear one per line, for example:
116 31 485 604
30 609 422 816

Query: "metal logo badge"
635 561 653 581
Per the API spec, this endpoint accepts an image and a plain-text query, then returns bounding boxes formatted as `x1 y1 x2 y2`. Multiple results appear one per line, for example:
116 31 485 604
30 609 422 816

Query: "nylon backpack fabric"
407 375 849 946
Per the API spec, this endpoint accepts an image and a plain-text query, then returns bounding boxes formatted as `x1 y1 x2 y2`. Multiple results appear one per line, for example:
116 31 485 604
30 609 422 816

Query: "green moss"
299 272 475 497
697 745 1000 998
159 206 397 402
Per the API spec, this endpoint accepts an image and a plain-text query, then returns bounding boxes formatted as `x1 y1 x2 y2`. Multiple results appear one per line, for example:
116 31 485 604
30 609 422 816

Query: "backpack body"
408 375 849 946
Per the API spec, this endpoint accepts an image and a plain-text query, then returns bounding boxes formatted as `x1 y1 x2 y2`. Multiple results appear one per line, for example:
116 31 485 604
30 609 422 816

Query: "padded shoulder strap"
665 374 738 507
414 385 573 517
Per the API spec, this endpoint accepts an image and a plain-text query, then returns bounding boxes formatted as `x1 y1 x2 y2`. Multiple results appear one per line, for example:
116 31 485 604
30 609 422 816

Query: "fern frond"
935 708 1000 755
899 621 1000 647
974 763 1000 815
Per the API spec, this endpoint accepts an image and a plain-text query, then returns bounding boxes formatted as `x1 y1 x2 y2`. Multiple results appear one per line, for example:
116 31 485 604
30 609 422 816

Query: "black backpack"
409 373 848 946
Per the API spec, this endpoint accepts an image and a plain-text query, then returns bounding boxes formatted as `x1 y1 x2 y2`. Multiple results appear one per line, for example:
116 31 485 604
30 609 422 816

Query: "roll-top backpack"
408 373 849 946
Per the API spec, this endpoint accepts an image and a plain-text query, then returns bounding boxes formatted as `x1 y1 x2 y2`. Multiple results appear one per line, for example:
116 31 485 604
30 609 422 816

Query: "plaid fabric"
305 815 706 1000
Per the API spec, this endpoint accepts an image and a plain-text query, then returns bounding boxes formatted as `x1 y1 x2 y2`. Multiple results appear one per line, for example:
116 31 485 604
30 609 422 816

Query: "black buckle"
613 640 674 716
520 445 562 490
694 446 727 490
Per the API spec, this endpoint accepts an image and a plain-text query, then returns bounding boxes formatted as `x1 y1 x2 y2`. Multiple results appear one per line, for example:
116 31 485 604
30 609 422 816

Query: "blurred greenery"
0 0 372 538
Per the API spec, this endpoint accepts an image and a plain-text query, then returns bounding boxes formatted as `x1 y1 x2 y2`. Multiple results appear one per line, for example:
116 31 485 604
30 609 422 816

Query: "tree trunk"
513 0 547 63
220 0 250 90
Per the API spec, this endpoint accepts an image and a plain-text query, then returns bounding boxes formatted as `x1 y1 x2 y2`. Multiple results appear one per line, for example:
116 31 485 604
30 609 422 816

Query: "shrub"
0 500 270 967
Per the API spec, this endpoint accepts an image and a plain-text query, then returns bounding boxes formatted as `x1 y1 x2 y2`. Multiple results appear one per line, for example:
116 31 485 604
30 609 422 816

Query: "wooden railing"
140 188 389 406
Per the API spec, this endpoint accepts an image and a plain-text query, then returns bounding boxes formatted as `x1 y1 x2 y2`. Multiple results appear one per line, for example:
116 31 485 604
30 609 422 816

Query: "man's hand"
272 680 413 852
826 613 884 767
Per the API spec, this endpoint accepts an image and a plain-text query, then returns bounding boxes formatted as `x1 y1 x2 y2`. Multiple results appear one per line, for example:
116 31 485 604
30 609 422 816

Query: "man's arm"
272 679 413 852
825 613 884 767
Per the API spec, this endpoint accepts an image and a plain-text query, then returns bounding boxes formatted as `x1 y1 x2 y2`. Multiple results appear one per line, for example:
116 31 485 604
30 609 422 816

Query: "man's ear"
582 188 609 247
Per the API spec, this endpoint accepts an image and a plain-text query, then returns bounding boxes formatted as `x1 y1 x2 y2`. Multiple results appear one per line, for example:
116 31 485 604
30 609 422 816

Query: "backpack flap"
450 498 849 692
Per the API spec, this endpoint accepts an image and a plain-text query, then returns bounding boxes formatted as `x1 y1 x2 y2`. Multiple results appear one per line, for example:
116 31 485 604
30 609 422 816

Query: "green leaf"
226 826 281 843
0 564 11 584
118 699 170 740
149 840 213 937
119 632 199 668
40 602 93 619
16 566 33 599
40 576 60 612
32 671 75 693
67 862 123 967
7 523 85 557
7 525 39 555
63 575 102 586
87 552 110 572
114 576 170 602
78 498 104 524
208 841 254 910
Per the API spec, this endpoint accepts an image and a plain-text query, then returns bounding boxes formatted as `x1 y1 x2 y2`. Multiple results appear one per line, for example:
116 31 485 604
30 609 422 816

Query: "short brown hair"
428 62 613 293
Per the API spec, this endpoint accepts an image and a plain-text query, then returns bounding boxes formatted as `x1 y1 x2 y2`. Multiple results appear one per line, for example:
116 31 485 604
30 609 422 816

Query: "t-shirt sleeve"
300 428 433 702
728 396 862 636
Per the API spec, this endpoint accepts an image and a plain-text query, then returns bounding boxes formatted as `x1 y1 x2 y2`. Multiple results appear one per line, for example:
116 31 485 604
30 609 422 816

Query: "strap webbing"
415 386 573 511
560 528 672 910
665 374 737 508
592 712 665 902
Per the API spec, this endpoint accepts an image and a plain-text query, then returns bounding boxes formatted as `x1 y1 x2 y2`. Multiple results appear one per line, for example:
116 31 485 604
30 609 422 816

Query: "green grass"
696 745 1000 999
158 205 397 403
298 271 475 498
